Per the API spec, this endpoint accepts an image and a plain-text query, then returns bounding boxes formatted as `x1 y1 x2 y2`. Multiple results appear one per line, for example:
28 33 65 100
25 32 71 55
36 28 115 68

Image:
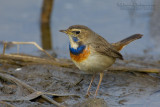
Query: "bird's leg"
86 74 96 96
94 72 104 98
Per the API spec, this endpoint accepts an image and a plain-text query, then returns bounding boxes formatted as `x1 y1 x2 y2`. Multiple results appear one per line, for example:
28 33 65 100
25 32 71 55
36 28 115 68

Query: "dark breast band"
69 43 86 55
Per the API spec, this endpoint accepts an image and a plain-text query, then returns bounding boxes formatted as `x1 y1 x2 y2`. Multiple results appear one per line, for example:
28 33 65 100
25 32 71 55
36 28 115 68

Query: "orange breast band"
70 47 90 63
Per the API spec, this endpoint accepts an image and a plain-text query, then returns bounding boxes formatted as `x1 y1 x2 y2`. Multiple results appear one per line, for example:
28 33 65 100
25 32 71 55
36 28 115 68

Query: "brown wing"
90 35 123 60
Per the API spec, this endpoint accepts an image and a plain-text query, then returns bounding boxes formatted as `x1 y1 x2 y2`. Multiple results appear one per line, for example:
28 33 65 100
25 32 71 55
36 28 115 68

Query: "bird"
59 25 143 98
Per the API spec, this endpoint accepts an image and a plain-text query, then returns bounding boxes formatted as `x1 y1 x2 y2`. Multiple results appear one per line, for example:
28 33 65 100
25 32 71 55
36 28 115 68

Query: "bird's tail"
112 34 143 51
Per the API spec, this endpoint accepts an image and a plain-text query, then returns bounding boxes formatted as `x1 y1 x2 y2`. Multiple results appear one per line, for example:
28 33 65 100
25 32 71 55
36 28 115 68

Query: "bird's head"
60 25 94 45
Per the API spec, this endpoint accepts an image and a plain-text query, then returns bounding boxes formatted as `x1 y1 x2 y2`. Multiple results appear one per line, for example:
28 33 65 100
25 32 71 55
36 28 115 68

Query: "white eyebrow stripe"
71 29 81 32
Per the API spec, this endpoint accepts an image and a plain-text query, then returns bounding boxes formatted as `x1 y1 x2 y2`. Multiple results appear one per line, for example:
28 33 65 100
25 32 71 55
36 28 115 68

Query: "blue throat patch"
72 37 79 42
69 43 86 55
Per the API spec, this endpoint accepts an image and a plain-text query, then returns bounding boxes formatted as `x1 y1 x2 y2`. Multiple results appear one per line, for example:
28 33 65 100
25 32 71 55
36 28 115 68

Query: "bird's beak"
59 30 67 34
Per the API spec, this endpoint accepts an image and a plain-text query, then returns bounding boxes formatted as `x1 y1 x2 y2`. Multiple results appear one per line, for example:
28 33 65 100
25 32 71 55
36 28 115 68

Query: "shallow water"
0 0 159 58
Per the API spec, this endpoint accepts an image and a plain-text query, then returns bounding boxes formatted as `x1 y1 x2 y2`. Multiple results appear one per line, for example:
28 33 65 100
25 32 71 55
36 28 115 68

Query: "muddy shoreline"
0 54 160 107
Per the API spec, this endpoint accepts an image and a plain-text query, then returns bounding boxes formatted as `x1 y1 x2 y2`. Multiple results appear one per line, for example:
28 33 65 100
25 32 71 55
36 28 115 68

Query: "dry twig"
2 41 55 60
0 54 73 68
0 101 15 107
108 66 160 73
0 73 65 107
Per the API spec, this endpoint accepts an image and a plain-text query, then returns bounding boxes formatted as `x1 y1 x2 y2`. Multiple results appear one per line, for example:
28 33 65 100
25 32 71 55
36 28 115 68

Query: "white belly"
72 53 116 74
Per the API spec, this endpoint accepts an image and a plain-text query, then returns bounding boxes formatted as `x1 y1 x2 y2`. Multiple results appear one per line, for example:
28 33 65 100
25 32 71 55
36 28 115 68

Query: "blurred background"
0 0 159 58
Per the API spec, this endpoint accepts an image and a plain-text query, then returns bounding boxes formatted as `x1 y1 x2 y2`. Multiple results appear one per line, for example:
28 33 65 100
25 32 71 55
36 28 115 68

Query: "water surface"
0 0 159 58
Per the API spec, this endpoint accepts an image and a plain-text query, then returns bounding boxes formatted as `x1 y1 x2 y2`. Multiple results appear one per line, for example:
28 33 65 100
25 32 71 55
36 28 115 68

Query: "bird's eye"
72 31 80 34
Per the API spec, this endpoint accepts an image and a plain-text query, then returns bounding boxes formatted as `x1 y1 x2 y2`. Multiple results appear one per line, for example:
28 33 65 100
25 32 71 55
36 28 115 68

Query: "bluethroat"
60 25 143 98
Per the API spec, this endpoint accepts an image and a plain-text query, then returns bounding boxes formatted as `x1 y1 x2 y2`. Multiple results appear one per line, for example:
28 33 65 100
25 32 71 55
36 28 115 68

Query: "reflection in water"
40 0 54 50
41 22 52 50
150 0 160 46
128 0 137 26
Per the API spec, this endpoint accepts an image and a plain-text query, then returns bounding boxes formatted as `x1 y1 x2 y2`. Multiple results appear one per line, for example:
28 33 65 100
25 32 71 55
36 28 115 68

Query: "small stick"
11 41 55 60
0 101 15 107
0 54 73 68
108 66 160 73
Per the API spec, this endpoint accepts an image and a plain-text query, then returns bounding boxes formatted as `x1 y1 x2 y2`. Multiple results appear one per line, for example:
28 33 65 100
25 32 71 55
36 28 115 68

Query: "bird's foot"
85 92 90 98
85 91 95 98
